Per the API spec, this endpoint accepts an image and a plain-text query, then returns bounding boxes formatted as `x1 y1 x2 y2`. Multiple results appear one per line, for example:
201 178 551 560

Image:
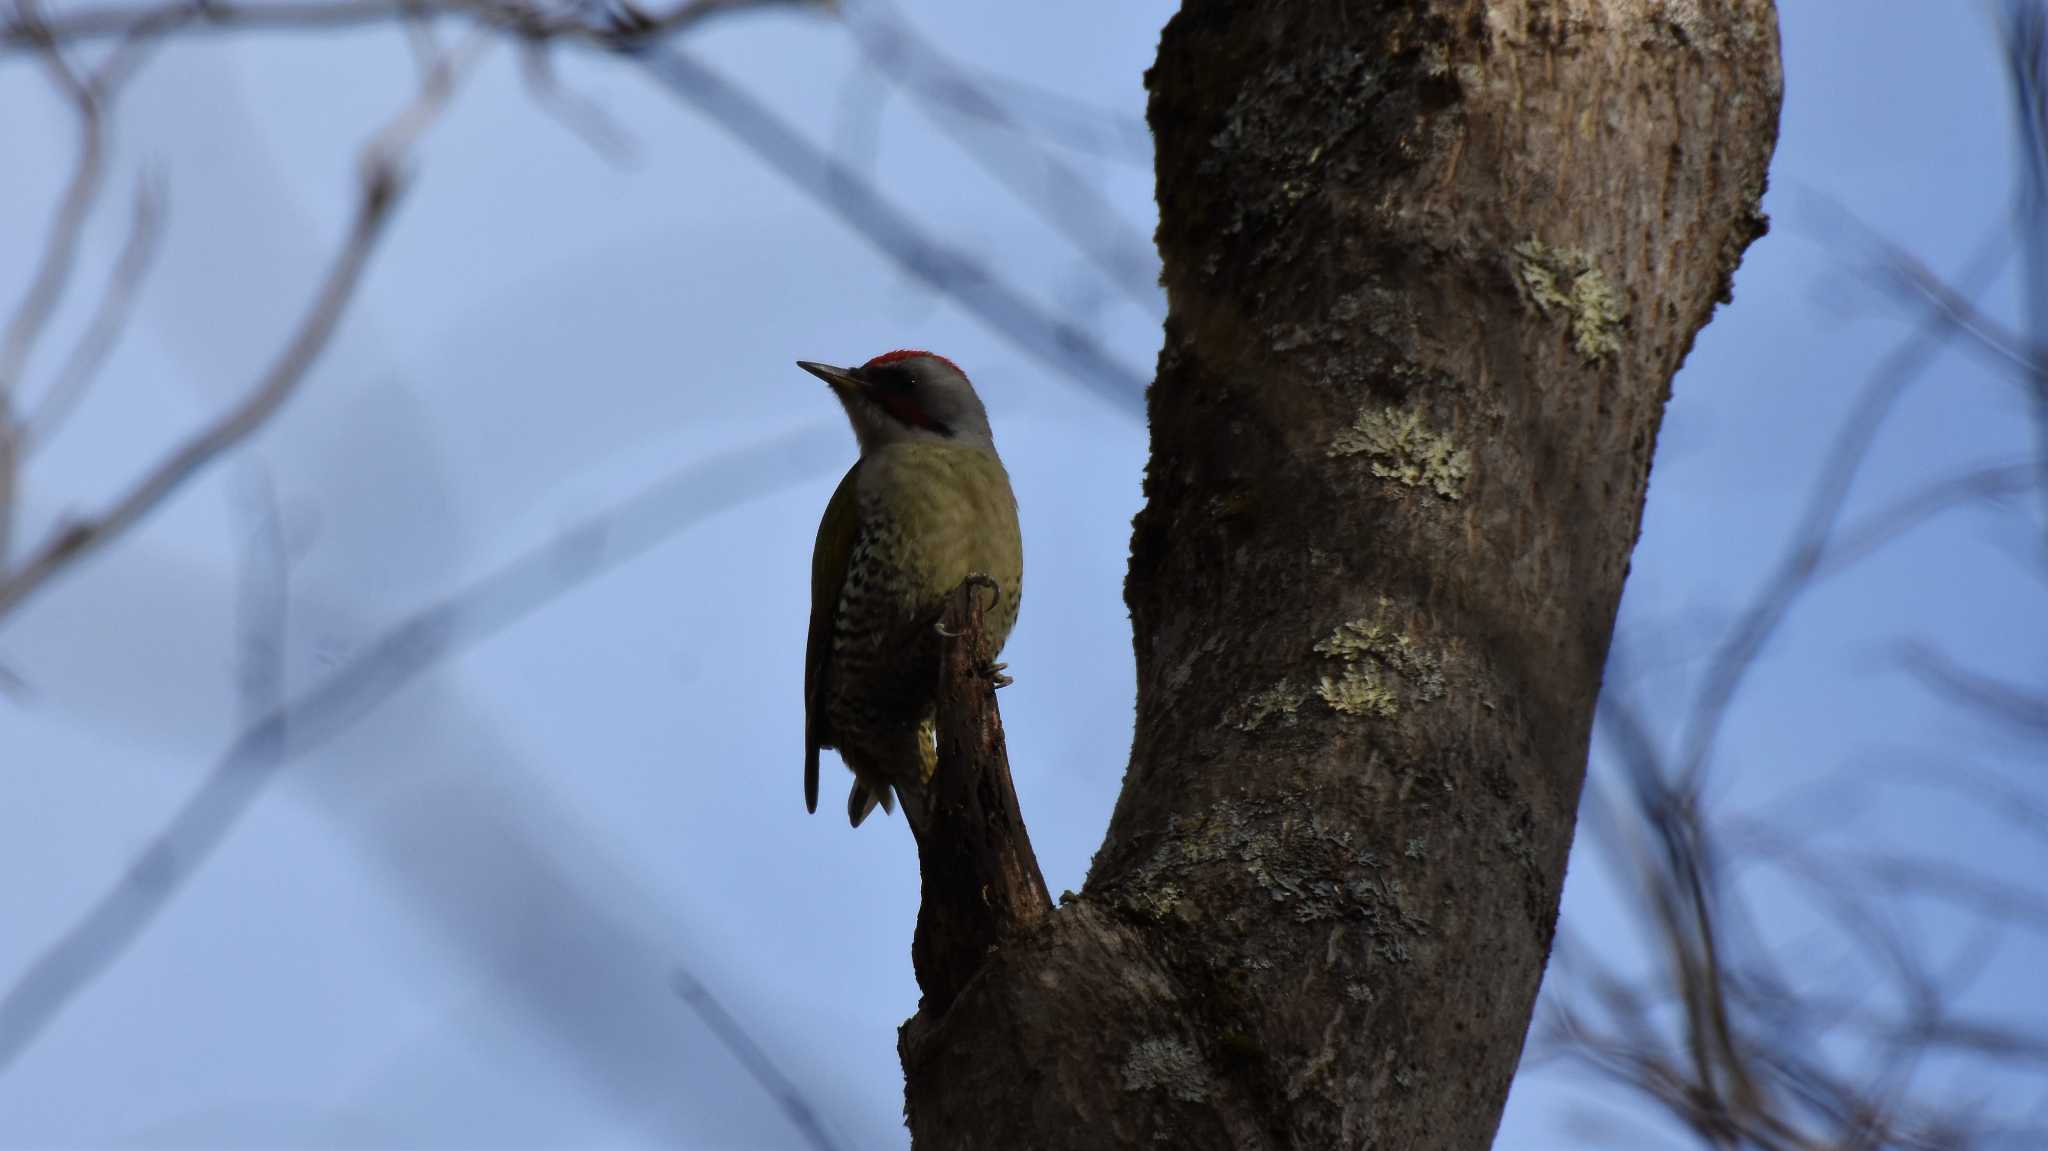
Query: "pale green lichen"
1119 794 1434 938
1122 1037 1212 1102
1513 239 1625 362
1316 663 1401 719
1225 679 1308 731
1313 601 1447 719
1327 405 1472 500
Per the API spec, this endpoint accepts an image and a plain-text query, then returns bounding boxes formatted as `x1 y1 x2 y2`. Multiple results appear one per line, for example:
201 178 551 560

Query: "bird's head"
797 350 995 455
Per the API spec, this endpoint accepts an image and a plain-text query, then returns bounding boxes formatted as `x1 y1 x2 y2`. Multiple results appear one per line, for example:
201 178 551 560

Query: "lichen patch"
1327 405 1472 500
1225 679 1308 731
1122 1037 1212 1103
1313 602 1447 719
1513 238 1624 362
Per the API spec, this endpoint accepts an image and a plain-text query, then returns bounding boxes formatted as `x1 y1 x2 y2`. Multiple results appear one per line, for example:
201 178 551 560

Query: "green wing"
806 463 862 814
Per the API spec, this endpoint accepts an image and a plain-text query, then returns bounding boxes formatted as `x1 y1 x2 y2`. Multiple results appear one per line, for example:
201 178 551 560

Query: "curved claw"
962 571 1004 613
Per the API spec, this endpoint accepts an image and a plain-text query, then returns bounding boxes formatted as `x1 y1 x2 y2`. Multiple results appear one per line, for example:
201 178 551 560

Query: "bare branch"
670 968 849 1151
517 39 637 164
0 28 494 622
1 10 110 566
1671 228 2012 795
1897 640 2048 735
0 18 106 413
0 422 844 1072
0 170 400 621
1999 0 2048 542
844 0 1162 314
21 171 167 452
1814 460 2037 579
0 0 787 54
632 45 1149 414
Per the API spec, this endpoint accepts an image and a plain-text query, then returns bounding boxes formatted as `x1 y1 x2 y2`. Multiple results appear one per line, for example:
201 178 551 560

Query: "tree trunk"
899 3 1781 1147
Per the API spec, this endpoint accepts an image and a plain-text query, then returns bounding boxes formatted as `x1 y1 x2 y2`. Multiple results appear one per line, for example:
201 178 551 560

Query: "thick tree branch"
898 3 1783 1147
904 577 1051 1016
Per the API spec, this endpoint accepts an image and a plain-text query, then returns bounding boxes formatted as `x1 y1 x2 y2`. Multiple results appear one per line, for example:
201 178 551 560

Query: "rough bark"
900 3 1782 1148
903 579 1053 1015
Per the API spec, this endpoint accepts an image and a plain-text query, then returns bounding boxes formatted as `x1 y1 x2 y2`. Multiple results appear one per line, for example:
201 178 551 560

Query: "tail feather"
804 740 820 814
847 779 894 827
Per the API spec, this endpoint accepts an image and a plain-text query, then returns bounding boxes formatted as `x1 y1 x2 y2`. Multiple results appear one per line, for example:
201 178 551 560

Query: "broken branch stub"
906 576 1051 1016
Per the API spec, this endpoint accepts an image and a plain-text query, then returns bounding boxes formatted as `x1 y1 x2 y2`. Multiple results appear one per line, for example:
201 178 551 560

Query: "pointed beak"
797 360 864 396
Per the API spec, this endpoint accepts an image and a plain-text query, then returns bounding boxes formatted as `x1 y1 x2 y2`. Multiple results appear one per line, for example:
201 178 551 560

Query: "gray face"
800 354 996 456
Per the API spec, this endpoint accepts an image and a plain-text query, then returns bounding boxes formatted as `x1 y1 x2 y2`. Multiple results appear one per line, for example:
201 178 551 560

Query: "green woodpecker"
798 350 1023 827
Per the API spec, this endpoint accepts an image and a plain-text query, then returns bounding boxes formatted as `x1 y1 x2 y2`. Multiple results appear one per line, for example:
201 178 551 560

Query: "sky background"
1 2 2043 1148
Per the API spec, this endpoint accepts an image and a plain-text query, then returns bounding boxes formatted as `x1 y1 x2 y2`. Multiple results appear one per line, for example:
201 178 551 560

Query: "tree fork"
901 3 1781 1148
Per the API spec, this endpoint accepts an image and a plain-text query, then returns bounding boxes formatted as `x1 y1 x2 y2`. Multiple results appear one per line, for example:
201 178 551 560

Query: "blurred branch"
1671 229 2011 796
1 7 114 565
1897 640 2048 735
0 168 397 622
0 0 777 53
21 171 167 452
231 459 288 724
844 0 1162 314
2000 0 2048 541
0 0 1153 414
1813 460 2036 578
0 422 841 1072
1545 92 2048 1135
1867 232 2048 385
670 968 849 1151
517 39 636 163
632 45 1149 414
0 13 109 413
0 30 489 623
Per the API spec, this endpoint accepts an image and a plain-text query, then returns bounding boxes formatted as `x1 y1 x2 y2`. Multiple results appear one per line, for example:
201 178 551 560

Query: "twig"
518 39 637 164
2000 0 2048 542
632 44 1149 415
0 23 497 622
844 0 1162 314
0 169 400 622
0 19 106 412
1896 640 2048 735
22 171 167 452
0 0 1153 415
1671 228 2012 795
0 422 844 1072
0 0 780 53
231 459 288 723
1 12 109 564
670 968 848 1151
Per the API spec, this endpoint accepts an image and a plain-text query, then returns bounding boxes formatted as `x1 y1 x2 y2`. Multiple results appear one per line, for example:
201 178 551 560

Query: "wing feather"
805 463 863 814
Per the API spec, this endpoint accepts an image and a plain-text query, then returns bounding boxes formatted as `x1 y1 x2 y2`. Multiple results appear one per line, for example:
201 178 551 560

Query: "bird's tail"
847 779 895 827
846 720 933 828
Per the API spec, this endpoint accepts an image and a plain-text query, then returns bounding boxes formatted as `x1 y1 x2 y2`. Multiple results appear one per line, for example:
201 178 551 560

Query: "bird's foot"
962 572 1003 612
980 660 1013 689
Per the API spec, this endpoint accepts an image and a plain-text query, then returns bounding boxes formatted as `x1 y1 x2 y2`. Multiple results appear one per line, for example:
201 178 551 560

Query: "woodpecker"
798 351 1023 827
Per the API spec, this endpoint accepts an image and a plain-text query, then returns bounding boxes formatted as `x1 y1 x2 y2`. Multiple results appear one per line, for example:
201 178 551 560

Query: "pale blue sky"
1 3 2041 1147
